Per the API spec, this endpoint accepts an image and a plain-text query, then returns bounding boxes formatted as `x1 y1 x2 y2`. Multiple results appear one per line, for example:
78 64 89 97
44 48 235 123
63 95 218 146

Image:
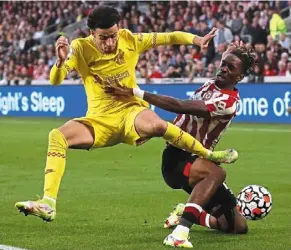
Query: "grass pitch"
0 117 290 250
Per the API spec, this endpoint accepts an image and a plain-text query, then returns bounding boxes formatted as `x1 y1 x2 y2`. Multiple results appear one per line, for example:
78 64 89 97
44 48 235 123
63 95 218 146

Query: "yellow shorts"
73 105 148 149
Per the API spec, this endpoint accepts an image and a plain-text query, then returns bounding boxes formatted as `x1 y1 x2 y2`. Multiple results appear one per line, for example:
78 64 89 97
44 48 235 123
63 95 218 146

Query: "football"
237 185 272 220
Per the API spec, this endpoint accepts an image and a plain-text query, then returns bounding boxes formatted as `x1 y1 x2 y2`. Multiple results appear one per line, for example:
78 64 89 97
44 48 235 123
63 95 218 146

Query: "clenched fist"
55 36 70 67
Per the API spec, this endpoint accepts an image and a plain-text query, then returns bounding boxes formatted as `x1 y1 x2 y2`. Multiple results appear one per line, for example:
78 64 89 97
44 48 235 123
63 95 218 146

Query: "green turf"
0 117 290 250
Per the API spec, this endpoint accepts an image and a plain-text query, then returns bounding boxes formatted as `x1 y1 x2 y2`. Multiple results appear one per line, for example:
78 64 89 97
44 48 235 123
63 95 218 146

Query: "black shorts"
162 145 237 229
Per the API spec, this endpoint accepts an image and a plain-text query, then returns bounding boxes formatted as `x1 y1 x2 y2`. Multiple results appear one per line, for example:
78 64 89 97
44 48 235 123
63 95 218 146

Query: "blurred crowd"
0 1 291 85
0 1 94 84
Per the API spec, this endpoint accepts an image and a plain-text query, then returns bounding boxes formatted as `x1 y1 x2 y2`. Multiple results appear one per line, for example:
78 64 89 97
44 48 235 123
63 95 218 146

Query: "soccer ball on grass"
237 185 272 220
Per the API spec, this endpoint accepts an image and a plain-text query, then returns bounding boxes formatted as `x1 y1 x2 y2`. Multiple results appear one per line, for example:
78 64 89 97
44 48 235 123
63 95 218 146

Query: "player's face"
92 24 119 54
216 53 243 88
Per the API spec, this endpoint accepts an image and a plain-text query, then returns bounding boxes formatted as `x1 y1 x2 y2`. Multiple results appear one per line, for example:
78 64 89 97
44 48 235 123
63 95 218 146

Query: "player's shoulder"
119 28 133 36
118 29 140 50
220 87 240 103
207 79 240 101
118 29 136 41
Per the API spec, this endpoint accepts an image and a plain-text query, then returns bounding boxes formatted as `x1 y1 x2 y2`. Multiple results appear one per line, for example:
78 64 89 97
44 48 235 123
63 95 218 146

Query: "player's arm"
142 91 210 118
50 37 79 85
135 28 216 53
104 86 210 118
105 85 237 118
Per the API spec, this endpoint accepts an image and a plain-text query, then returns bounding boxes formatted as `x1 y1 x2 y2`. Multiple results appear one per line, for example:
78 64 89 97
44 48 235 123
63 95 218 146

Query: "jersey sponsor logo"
114 50 125 65
93 71 130 85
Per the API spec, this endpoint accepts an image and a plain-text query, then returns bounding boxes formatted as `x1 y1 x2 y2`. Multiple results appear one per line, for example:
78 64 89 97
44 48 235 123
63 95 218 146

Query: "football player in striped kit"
106 41 257 248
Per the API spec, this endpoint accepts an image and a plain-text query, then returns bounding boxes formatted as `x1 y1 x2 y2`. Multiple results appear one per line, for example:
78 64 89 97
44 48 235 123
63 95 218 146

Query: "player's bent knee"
210 167 226 183
150 120 168 137
217 167 226 181
233 215 248 234
234 222 248 234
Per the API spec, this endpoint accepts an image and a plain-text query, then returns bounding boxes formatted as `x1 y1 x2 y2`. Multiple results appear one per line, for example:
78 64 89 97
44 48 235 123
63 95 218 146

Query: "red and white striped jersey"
173 80 240 150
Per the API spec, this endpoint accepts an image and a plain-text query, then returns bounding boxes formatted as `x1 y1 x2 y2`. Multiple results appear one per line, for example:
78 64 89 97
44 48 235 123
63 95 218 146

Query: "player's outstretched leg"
15 120 94 222
134 110 238 164
163 122 238 164
163 203 223 248
15 128 67 221
163 158 227 248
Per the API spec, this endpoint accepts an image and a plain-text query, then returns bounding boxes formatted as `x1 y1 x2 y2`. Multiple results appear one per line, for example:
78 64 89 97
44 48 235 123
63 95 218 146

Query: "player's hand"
200 27 217 52
55 36 70 64
104 85 134 98
227 40 245 52
223 40 245 58
287 107 291 115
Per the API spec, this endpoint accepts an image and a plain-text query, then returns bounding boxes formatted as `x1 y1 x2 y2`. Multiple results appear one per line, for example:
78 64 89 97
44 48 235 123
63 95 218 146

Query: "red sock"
180 203 211 228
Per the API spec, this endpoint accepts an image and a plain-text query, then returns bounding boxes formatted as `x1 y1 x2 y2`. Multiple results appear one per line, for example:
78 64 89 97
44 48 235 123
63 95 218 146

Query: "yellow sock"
43 129 68 200
163 122 210 158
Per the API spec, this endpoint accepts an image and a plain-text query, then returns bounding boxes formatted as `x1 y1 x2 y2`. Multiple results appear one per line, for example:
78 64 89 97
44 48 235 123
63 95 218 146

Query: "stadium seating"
0 1 291 85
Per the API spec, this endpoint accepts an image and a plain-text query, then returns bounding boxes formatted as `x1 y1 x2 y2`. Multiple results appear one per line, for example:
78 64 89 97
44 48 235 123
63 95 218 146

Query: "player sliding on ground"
105 41 257 248
15 6 238 222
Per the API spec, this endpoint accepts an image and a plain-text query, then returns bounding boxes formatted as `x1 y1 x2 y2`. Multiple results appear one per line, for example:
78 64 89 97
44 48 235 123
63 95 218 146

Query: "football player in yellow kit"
15 6 238 222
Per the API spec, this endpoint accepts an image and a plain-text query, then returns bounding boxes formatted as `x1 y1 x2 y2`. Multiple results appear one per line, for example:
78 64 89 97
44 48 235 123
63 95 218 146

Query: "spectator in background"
192 61 205 78
0 0 290 83
191 46 202 61
266 50 279 72
267 35 276 50
205 63 216 77
159 53 170 76
139 67 151 83
246 2 259 22
229 10 243 35
213 19 233 47
249 15 268 45
280 52 289 64
248 66 264 83
254 44 267 75
240 18 253 44
212 43 226 62
263 63 276 76
174 54 186 75
273 42 283 60
279 33 291 49
166 65 182 78
149 65 163 79
269 8 287 40
277 60 287 76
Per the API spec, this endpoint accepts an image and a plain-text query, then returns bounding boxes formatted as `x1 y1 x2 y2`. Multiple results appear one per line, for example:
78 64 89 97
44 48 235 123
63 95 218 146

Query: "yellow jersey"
50 29 196 116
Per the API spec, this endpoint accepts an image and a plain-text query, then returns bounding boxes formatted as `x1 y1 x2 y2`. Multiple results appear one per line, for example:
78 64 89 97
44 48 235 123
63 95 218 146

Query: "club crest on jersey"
202 91 213 100
114 50 125 65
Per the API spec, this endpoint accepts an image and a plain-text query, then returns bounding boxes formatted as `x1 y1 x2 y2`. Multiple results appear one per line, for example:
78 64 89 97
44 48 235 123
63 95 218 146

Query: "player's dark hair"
231 46 257 74
87 6 121 30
